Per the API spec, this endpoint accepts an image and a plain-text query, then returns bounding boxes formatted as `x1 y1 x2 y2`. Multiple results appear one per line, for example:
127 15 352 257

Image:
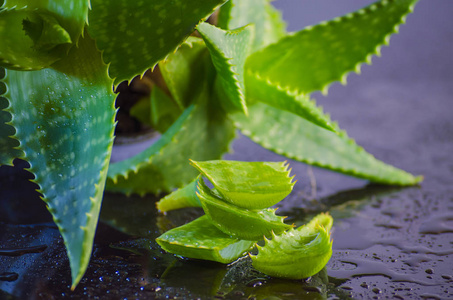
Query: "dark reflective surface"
2 1 453 299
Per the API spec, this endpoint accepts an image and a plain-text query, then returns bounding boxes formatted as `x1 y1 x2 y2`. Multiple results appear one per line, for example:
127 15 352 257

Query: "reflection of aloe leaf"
161 260 229 297
100 193 160 239
156 215 255 264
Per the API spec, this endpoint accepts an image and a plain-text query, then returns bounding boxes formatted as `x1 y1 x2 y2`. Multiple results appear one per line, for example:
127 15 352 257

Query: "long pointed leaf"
107 102 235 195
3 35 116 288
232 102 421 185
87 0 227 85
246 0 419 94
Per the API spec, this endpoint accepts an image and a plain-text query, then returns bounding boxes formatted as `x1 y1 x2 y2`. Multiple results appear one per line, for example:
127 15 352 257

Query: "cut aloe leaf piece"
3 34 116 288
156 215 255 264
251 219 333 279
197 178 292 240
197 22 253 114
88 0 227 85
246 0 419 94
218 0 286 52
191 160 294 209
232 102 422 185
156 178 201 212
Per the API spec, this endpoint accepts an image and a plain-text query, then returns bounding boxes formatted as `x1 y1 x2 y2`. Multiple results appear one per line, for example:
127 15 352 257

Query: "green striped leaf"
232 102 422 185
87 0 226 85
107 102 236 195
246 0 419 94
3 35 116 288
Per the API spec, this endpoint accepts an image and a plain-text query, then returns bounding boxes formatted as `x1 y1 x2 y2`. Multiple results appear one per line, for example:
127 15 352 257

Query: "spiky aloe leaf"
156 215 255 264
246 0 419 94
156 178 201 212
197 22 254 114
218 0 286 52
196 178 292 240
2 0 89 41
3 35 116 288
159 37 210 109
245 71 337 132
87 0 227 85
191 160 294 209
251 214 333 279
232 102 422 185
0 0 89 70
0 8 69 70
0 69 22 165
106 102 236 195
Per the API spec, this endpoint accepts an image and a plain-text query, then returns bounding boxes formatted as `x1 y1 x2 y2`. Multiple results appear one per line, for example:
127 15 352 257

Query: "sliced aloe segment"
191 160 294 209
156 215 255 264
251 217 333 279
156 178 201 212
197 179 292 240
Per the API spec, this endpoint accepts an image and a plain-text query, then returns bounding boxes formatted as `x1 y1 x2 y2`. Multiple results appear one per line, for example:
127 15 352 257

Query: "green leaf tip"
246 0 420 95
197 22 254 115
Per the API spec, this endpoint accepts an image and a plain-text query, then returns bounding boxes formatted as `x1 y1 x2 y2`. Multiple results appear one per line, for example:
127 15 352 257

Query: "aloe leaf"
251 214 333 279
232 102 422 185
87 0 226 85
3 35 116 288
156 215 255 264
0 8 69 70
246 0 419 94
196 178 292 240
191 160 294 209
107 101 236 195
245 70 337 132
149 86 183 133
159 37 210 109
218 0 286 52
0 69 22 165
156 178 201 212
2 0 89 42
197 22 253 114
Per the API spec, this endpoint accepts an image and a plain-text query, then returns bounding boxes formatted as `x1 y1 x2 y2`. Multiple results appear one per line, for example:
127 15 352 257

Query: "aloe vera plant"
157 160 333 279
1 0 422 288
